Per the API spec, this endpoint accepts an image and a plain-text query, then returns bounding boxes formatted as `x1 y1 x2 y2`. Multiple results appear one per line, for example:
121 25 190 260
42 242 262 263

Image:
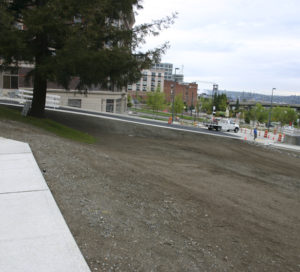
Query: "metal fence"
0 89 60 109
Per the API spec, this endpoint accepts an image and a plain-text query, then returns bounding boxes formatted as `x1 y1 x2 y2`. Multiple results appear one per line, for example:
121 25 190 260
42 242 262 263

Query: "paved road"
0 101 239 139
52 106 239 139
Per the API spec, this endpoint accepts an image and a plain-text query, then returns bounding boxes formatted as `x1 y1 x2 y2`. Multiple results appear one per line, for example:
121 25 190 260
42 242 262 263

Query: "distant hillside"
203 90 300 105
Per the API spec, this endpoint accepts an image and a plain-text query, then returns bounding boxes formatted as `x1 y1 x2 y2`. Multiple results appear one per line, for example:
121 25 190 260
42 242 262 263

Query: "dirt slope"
1 119 299 272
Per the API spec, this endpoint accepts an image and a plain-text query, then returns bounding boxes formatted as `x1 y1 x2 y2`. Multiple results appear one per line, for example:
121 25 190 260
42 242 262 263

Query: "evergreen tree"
0 0 175 117
235 98 240 111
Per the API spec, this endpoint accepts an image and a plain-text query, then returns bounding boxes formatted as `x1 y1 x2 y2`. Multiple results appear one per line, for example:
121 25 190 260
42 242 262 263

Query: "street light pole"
268 88 275 131
172 68 179 123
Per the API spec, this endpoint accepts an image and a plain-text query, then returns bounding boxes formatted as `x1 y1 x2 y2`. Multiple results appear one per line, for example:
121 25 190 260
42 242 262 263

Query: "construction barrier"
264 130 268 138
278 134 282 142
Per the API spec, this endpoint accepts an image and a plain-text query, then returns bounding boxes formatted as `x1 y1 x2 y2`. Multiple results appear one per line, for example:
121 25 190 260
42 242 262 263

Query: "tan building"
0 67 127 114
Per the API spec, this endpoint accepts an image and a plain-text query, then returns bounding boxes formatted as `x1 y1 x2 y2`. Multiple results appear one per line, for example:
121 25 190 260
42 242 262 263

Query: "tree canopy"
0 0 175 117
212 93 228 111
173 94 184 115
244 103 298 126
146 87 165 113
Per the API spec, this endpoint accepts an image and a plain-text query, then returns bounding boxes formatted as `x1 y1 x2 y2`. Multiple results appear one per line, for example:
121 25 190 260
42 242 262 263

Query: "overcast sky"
135 0 300 95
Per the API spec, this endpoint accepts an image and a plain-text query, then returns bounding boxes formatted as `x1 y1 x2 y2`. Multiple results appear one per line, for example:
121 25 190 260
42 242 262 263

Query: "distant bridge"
229 101 300 111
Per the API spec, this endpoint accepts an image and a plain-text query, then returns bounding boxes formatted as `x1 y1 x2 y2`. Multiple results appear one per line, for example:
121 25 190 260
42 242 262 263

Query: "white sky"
135 0 300 95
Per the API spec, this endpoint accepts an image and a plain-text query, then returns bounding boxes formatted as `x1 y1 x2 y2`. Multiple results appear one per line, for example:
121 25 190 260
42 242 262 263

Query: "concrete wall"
284 135 300 146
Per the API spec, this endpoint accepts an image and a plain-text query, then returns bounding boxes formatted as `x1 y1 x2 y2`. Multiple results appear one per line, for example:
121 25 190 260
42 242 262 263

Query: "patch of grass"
0 106 96 144
139 115 167 121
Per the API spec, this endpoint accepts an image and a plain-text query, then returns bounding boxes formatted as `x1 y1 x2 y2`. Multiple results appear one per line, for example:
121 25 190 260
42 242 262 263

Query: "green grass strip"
0 106 96 144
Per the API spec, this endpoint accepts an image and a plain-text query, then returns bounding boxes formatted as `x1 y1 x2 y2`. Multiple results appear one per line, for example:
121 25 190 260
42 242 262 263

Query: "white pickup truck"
206 118 239 133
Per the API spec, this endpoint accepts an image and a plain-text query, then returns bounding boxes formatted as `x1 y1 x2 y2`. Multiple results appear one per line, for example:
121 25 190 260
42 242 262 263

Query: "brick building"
164 80 198 108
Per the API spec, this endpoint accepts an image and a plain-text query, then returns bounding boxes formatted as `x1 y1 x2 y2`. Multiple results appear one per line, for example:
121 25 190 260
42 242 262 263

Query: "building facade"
127 68 165 102
0 67 127 114
164 80 198 108
152 63 173 81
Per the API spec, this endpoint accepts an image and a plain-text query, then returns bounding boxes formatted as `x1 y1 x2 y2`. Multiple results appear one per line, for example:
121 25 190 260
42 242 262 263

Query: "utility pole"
268 88 275 131
191 91 194 116
171 68 179 123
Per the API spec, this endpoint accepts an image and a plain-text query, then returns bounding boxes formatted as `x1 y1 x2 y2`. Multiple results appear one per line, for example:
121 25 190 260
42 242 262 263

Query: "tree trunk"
29 72 47 118
29 27 48 118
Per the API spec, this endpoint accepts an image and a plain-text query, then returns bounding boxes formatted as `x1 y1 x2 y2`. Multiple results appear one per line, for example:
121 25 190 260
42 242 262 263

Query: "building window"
151 72 156 77
68 99 81 108
106 99 114 112
3 75 18 89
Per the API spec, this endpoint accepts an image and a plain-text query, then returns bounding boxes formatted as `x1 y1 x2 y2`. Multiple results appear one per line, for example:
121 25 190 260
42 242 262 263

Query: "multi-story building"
152 63 173 81
127 68 165 101
172 73 184 83
164 80 198 109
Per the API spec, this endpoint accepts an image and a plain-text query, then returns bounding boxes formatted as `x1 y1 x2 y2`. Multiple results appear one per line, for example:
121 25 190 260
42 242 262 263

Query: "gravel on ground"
1 118 299 272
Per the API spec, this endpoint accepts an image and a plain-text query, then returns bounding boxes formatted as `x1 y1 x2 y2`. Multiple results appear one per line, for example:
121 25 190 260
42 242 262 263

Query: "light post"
191 91 194 116
171 68 179 123
268 88 275 131
135 88 137 112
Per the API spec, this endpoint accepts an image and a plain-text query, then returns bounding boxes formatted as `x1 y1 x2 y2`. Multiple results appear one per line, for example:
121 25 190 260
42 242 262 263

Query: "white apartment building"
127 69 165 93
152 63 173 81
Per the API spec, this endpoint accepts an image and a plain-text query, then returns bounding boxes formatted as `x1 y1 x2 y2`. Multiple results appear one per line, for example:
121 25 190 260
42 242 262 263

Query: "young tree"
173 94 184 116
273 106 298 126
250 103 268 123
127 94 132 108
0 0 175 117
146 87 165 114
199 97 212 113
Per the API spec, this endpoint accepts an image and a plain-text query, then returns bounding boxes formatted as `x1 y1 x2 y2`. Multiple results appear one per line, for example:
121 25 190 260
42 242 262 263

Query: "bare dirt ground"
1 118 300 272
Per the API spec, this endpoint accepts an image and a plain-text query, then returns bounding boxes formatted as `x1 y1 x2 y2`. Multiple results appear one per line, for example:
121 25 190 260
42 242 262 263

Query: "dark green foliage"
235 98 240 110
127 94 132 108
212 93 228 111
0 0 175 117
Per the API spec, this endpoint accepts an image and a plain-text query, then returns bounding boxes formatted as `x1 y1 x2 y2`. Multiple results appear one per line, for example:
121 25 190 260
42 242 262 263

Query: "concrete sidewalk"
0 137 90 272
